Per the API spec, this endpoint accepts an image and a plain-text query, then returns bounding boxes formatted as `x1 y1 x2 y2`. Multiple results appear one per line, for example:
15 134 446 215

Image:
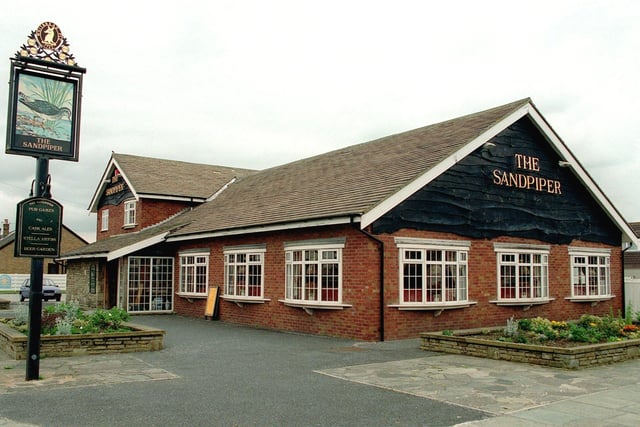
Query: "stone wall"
66 259 106 309
421 329 640 369
0 321 164 360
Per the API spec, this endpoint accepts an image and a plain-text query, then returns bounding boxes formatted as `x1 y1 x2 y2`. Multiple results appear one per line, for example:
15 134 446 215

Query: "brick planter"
420 328 640 369
0 321 165 360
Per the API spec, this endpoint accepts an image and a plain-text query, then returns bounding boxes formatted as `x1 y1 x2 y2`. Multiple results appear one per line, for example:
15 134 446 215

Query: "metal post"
25 157 49 381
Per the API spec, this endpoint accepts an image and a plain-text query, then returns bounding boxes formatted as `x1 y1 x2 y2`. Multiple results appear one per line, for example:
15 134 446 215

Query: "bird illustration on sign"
15 73 73 141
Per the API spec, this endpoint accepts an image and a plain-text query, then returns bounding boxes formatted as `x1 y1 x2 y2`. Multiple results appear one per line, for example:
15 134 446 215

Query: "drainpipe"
351 217 385 341
623 241 633 314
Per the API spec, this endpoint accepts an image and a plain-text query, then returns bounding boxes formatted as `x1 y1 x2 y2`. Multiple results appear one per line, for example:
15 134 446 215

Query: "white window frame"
224 247 266 299
178 252 209 296
396 238 470 306
569 247 611 299
101 209 109 231
127 256 174 313
284 242 343 305
494 244 550 303
124 200 136 227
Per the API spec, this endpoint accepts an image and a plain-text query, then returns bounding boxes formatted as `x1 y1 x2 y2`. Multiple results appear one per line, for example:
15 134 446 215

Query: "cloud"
0 0 639 242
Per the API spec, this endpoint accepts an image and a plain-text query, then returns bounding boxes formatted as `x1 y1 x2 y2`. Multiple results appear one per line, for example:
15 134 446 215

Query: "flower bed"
0 303 165 360
420 314 640 369
0 320 165 360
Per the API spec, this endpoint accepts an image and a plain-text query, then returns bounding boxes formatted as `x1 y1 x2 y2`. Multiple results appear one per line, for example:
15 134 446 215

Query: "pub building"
60 98 640 341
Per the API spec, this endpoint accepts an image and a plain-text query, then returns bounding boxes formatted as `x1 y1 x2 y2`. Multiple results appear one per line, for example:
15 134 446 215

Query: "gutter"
623 242 633 314
351 217 385 342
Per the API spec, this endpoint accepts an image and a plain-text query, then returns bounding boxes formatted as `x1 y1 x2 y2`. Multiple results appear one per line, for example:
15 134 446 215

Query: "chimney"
2 219 9 238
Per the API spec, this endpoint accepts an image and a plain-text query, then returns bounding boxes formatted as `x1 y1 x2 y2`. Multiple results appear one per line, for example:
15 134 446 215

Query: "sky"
0 1 639 243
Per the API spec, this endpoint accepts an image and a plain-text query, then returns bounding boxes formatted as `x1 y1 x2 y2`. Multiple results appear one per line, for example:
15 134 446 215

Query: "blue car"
19 278 62 302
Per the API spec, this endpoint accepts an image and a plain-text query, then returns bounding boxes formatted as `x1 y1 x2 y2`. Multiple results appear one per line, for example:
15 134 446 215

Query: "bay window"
397 238 469 305
285 240 343 304
570 248 611 298
495 244 549 301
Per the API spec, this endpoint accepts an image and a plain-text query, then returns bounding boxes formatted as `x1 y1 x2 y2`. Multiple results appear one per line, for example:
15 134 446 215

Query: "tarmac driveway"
0 314 490 427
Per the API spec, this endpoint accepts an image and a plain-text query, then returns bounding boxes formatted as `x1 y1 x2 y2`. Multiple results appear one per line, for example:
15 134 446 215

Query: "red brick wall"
97 199 191 240
378 229 622 340
171 225 622 341
173 225 384 341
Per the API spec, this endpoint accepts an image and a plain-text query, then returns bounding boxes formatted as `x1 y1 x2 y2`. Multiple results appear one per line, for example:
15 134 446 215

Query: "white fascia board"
112 158 138 202
106 232 169 261
206 177 237 202
57 253 108 261
166 216 360 243
88 157 117 212
361 103 530 229
88 157 139 212
526 106 640 248
137 194 207 203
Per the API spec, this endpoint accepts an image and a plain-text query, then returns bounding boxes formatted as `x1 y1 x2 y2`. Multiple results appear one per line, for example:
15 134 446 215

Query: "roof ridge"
112 152 257 172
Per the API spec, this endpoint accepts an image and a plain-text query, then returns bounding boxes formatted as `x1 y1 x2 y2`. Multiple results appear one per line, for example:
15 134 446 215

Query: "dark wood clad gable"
98 170 133 208
373 117 621 246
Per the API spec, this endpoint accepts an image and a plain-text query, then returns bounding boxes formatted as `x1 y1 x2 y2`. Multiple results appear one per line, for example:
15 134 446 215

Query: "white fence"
0 274 66 291
625 278 640 313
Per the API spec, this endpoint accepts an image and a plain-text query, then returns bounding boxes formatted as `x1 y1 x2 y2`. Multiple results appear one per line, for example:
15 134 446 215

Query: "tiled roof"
60 213 191 258
113 153 256 200
629 222 640 238
169 98 532 237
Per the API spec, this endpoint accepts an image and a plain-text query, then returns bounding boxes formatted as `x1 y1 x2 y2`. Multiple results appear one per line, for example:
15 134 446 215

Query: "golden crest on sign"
15 22 78 67
35 22 63 50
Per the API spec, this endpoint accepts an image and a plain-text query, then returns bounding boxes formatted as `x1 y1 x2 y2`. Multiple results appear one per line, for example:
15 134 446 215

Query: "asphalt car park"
0 314 490 426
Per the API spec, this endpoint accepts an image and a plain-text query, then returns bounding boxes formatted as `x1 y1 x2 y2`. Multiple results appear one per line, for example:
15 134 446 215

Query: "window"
101 209 109 231
128 257 173 312
570 248 611 298
495 245 549 301
397 240 468 304
124 200 136 226
179 252 209 296
224 249 265 298
285 243 342 304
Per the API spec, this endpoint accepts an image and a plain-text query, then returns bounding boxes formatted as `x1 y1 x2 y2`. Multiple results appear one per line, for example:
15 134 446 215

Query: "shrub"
500 314 637 345
13 304 29 325
55 317 73 335
41 312 65 335
504 316 518 337
517 318 532 331
88 307 130 332
2 303 132 336
45 301 81 322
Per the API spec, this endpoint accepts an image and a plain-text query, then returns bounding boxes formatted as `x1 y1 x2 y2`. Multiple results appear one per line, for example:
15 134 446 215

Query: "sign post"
5 22 86 381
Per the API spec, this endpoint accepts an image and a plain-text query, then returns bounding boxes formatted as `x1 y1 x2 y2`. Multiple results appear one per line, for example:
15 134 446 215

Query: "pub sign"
15 197 63 258
5 22 84 161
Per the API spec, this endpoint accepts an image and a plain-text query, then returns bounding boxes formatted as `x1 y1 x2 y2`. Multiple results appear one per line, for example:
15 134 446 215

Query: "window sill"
489 298 554 310
122 224 137 229
565 295 615 306
279 299 352 315
389 301 477 316
222 296 270 307
176 293 208 303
